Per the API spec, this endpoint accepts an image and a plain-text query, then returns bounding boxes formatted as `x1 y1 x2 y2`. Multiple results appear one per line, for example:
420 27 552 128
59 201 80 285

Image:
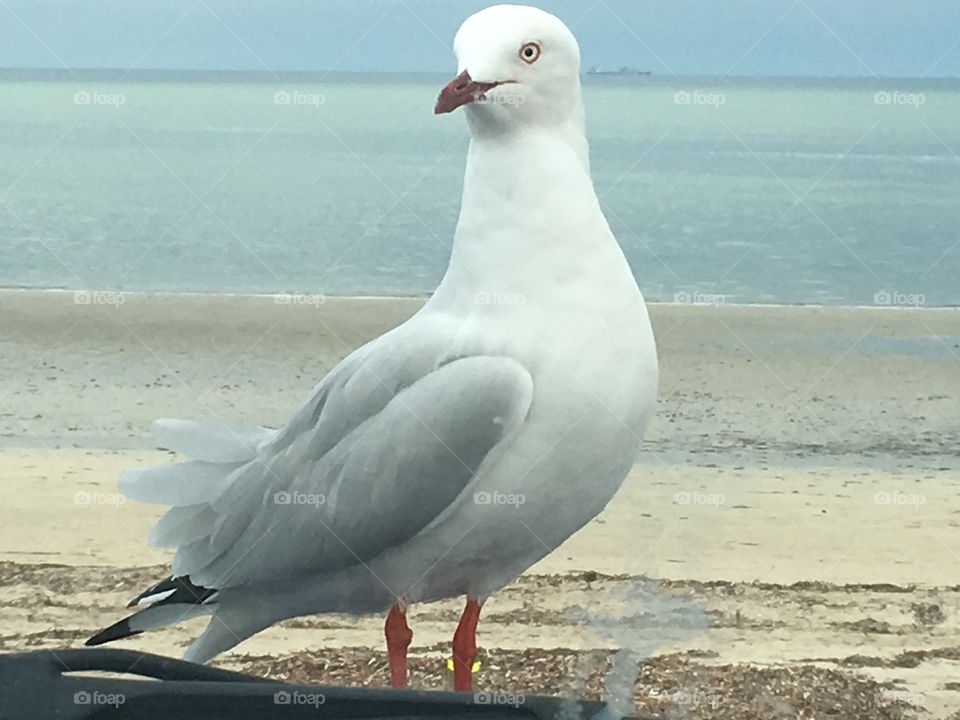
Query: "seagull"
85 3 658 692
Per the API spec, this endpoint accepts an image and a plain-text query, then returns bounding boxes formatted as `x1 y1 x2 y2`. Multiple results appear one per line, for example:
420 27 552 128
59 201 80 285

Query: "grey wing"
136 353 534 589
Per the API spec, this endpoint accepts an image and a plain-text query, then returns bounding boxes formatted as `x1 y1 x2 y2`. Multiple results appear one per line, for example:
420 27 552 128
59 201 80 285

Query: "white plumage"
87 3 659 669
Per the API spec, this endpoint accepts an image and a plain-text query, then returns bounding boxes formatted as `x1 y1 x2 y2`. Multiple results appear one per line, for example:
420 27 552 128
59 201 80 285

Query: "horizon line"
1 67 958 82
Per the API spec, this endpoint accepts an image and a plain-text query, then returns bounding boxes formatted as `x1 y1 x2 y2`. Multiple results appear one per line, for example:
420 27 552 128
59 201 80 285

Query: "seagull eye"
519 42 541 64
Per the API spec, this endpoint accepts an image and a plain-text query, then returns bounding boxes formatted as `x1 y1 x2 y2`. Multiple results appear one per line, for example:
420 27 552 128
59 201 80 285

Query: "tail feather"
119 418 270 552
150 419 274 463
148 505 219 548
119 461 241 507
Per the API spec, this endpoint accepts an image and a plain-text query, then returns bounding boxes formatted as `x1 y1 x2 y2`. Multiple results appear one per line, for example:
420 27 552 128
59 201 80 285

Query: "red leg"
385 603 413 688
452 598 481 691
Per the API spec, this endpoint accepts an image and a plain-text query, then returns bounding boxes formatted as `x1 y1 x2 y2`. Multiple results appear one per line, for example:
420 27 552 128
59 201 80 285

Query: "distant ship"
586 66 651 76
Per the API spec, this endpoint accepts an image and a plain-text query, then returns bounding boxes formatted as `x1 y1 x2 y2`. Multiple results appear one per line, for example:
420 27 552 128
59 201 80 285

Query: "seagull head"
435 5 582 131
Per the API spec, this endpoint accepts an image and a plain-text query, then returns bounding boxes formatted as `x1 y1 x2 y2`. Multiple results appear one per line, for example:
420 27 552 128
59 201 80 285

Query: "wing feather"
138 351 533 590
182 355 532 588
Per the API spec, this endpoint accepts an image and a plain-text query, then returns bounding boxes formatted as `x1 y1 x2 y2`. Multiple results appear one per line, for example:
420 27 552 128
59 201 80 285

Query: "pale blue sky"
1 0 958 77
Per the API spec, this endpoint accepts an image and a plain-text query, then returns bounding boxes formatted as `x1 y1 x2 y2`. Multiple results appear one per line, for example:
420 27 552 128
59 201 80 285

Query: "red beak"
434 70 502 115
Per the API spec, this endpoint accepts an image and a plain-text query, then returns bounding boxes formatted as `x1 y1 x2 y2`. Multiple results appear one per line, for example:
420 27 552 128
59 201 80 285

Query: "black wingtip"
126 575 216 609
89 574 216 647
85 619 143 647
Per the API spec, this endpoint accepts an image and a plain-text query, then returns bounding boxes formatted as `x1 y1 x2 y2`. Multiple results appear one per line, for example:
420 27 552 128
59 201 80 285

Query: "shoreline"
1 287 958 311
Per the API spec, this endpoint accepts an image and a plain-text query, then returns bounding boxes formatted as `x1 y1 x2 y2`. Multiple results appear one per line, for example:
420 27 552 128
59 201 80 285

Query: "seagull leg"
452 597 482 691
385 602 413 688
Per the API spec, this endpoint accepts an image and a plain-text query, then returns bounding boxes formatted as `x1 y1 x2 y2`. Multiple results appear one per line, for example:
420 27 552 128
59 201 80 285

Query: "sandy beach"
1 290 958 718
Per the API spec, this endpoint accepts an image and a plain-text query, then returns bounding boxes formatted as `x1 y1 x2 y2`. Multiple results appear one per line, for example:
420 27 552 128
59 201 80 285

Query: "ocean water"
1 71 958 306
